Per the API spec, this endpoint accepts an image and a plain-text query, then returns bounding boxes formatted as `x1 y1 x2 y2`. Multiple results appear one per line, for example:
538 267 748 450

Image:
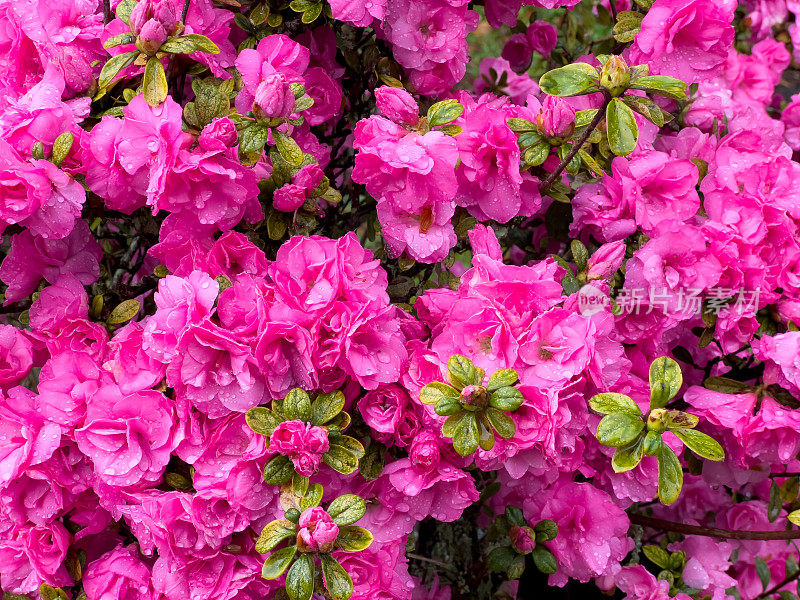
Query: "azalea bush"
4 0 800 599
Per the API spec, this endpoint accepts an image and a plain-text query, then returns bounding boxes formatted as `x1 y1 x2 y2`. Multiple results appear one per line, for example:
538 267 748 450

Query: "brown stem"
609 0 618 20
755 569 800 599
630 514 800 541
407 553 450 568
181 0 192 22
538 93 610 193
103 0 112 24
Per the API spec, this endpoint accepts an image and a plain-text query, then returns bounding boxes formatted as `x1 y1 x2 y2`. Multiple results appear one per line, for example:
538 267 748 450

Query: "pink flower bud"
526 21 557 58
273 185 306 212
297 507 339 553
509 525 536 554
128 1 149 35
375 86 419 126
586 240 626 281
139 19 167 54
501 33 534 73
152 0 178 30
539 96 576 138
254 73 296 119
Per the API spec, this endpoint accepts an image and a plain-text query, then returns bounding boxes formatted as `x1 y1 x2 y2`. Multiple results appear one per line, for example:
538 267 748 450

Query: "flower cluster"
3 0 800 599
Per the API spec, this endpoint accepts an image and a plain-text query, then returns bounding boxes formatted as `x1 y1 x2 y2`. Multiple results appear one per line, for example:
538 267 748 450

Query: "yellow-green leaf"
605 97 638 156
107 299 140 325
143 57 168 107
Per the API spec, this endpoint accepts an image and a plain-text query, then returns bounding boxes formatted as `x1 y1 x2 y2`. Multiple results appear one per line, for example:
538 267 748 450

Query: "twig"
407 553 450 568
103 0 112 24
538 93 611 193
181 0 192 22
755 569 800 599
630 514 800 541
609 0 618 21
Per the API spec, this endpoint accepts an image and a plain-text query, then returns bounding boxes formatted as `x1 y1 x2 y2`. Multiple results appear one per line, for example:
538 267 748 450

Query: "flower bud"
526 21 557 58
138 19 167 54
375 86 419 126
647 408 667 432
409 432 440 470
296 507 339 553
599 56 631 97
460 384 488 408
509 525 536 554
152 0 178 31
254 73 296 119
586 240 626 281
128 1 149 35
538 96 576 138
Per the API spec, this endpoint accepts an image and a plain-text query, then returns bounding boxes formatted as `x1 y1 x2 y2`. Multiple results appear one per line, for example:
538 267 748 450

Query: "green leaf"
579 149 605 177
336 526 374 552
246 407 281 436
294 96 315 112
539 63 600 97
486 407 516 439
181 33 221 54
523 142 551 167
452 412 480 456
311 391 345 425
672 428 725 462
488 387 524 411
115 0 137 24
255 519 296 553
51 132 74 167
612 435 646 472
769 481 783 523
663 410 699 430
622 95 670 127
574 109 598 127
505 505 525 527
97 50 139 90
107 299 140 324
703 376 753 395
596 413 645 447
323 445 359 475
420 382 460 405
649 357 683 410
104 32 136 49
301 483 324 511
605 98 638 156
438 124 462 136
327 494 366 526
285 553 315 600
283 388 312 422
487 369 519 392
643 545 671 570
589 392 642 417
533 519 558 542
447 354 481 389
251 2 270 24
630 75 688 100
517 131 544 148
273 130 304 166
330 435 365 459
532 546 558 575
289 0 318 11
755 556 771 591
427 99 464 127
263 455 295 485
788 509 800 527
160 36 198 54
507 554 526 579
434 397 462 416
261 545 297 579
778 592 799 600
143 57 168 107
320 554 354 600
612 11 643 43
301 3 323 24
239 124 270 156
442 411 468 438
506 118 538 133
487 546 516 572
656 445 683 505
